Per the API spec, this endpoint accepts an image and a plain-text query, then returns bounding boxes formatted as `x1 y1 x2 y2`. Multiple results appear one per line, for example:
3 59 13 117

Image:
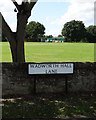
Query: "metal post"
65 76 68 95
33 76 36 95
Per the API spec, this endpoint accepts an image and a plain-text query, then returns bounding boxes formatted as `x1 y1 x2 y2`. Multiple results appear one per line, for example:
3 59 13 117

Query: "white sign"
28 63 74 74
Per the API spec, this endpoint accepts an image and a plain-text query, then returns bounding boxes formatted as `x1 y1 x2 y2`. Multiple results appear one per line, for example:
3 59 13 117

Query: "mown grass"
2 93 96 118
0 42 95 62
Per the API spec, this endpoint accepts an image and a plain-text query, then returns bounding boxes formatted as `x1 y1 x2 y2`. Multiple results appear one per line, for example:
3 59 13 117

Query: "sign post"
33 76 37 95
28 63 74 94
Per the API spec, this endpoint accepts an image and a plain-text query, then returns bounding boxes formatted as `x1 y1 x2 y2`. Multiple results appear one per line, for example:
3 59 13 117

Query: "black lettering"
53 64 59 68
52 69 57 73
41 64 46 68
48 64 52 68
30 64 35 68
45 69 57 74
60 64 72 68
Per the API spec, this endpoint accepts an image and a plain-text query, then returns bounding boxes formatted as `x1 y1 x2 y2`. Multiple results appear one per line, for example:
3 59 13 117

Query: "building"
46 37 65 42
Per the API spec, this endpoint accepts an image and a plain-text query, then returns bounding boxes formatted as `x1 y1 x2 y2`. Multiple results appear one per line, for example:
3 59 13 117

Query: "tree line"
62 20 96 43
2 20 96 43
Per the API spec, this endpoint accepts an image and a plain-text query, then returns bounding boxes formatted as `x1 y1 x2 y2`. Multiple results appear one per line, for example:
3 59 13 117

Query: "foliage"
86 25 96 43
25 21 45 42
46 35 53 38
58 34 63 37
61 20 86 42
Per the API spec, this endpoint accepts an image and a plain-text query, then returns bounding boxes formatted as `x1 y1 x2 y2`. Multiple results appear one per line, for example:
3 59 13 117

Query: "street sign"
28 63 74 74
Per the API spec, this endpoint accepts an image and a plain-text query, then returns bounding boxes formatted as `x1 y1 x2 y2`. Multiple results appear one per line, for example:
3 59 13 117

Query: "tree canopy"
26 21 45 42
86 25 96 43
61 20 86 42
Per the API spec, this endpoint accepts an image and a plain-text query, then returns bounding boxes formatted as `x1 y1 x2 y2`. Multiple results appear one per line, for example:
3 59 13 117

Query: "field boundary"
2 62 96 96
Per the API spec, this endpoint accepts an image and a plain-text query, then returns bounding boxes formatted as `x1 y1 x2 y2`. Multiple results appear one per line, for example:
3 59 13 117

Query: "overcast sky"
0 0 95 36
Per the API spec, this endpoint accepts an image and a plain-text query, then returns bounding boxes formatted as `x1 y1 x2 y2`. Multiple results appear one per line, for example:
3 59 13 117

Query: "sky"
0 0 95 36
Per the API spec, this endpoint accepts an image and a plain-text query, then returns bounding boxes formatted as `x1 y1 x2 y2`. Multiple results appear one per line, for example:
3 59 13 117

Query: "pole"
33 76 36 95
65 76 68 95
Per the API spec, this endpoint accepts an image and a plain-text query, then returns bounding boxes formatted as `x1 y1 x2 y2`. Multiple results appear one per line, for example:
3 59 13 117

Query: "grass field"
0 42 95 62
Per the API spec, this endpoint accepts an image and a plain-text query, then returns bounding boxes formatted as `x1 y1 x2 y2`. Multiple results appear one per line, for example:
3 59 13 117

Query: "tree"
45 35 53 38
61 20 86 42
58 35 63 37
1 0 38 62
86 25 96 43
26 21 45 42
2 33 7 42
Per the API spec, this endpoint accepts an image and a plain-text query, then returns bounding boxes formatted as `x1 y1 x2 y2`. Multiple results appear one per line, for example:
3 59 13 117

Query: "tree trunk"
15 13 28 62
1 1 37 62
10 13 29 62
2 12 28 62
